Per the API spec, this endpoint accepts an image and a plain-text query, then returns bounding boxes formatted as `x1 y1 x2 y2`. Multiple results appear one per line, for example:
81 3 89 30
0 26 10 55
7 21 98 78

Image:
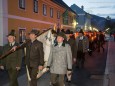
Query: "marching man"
11 29 44 86
0 30 22 86
47 32 72 86
25 30 44 86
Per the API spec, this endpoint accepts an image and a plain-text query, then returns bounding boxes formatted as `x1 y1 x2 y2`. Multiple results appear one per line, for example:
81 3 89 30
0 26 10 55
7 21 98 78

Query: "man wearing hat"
75 29 89 68
47 32 72 86
0 30 22 86
97 31 105 52
65 29 77 83
11 29 44 86
25 29 44 86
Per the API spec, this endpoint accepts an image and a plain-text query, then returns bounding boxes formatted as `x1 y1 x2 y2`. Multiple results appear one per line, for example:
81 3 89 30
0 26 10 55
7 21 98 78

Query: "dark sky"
63 0 115 19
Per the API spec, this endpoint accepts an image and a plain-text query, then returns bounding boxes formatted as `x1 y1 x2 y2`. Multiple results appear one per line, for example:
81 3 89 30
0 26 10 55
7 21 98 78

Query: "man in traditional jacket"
0 31 22 86
25 30 44 86
47 32 72 86
11 29 44 86
75 29 89 68
65 29 77 82
97 31 105 52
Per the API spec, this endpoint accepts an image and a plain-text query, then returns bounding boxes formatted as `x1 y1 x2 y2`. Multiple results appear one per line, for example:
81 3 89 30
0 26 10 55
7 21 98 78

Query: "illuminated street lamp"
89 26 92 31
85 25 87 31
72 20 77 29
93 27 98 32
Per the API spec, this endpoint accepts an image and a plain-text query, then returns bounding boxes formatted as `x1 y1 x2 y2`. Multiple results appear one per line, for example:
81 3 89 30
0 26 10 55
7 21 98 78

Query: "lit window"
19 28 26 44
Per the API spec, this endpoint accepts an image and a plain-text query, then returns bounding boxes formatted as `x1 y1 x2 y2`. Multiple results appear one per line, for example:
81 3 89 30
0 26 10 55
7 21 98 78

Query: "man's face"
29 33 37 40
57 36 64 43
79 33 83 37
66 34 70 39
7 36 15 43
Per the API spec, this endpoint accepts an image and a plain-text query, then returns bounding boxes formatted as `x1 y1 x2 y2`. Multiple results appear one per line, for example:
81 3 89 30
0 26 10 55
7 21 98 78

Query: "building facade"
71 4 91 31
0 0 76 45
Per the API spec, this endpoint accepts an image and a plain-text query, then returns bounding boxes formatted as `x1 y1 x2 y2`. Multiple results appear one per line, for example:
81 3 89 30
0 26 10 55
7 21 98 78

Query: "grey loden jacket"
47 43 72 74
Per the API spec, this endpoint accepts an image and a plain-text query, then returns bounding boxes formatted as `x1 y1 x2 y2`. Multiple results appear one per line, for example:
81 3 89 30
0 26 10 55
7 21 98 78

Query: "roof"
91 14 106 30
111 19 115 23
70 4 86 14
51 0 77 15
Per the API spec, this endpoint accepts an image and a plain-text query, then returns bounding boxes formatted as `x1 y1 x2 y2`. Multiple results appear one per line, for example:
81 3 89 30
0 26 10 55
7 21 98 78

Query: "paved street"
0 42 108 86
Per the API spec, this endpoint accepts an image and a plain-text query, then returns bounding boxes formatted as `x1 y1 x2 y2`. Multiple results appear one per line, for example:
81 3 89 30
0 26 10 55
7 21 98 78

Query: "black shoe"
76 65 79 68
66 80 71 83
68 81 71 83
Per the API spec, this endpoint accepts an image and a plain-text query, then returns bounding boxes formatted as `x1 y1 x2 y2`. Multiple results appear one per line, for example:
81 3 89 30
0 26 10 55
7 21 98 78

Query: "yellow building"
0 0 76 45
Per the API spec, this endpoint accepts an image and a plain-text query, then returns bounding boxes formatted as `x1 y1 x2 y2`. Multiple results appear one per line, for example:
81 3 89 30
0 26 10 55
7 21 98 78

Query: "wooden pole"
0 28 52 59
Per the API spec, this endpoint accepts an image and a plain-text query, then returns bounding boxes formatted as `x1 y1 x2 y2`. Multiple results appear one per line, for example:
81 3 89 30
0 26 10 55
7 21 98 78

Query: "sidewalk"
103 39 115 86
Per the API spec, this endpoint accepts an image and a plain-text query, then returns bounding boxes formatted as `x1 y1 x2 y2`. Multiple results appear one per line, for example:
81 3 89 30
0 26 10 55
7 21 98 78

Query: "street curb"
103 41 110 86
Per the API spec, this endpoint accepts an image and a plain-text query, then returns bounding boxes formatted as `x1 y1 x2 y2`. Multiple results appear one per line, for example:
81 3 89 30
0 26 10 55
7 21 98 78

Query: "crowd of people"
0 28 105 86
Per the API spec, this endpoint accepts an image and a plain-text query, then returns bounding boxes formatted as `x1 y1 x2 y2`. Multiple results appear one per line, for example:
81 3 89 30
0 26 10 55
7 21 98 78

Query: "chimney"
81 5 84 10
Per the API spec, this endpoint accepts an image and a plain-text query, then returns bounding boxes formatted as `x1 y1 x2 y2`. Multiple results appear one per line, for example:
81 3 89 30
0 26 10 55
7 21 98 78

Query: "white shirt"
10 42 15 46
58 42 63 47
80 36 84 40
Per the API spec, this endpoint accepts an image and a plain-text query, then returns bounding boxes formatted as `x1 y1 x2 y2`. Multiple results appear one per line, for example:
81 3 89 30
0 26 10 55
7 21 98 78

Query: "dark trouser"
97 41 104 52
28 67 38 86
8 69 19 86
88 42 93 56
76 51 85 68
51 73 65 86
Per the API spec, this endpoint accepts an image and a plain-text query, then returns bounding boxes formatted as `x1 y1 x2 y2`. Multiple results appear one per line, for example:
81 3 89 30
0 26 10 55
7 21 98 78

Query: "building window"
33 0 38 13
63 16 68 25
19 0 25 9
57 11 60 19
62 10 68 25
50 8 53 18
19 28 26 44
70 16 73 23
43 4 47 16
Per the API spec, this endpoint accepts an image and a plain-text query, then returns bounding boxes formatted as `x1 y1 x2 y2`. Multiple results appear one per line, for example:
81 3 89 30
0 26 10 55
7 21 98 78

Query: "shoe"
68 80 71 83
66 80 71 83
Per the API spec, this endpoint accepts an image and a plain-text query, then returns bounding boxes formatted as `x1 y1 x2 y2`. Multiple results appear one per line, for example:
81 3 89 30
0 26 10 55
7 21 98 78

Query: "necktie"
30 42 33 46
10 43 12 47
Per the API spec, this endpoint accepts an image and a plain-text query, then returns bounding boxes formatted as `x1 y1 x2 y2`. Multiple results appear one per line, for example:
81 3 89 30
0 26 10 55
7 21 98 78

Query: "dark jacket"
25 39 44 68
99 34 105 42
76 36 89 53
0 42 22 69
67 38 77 58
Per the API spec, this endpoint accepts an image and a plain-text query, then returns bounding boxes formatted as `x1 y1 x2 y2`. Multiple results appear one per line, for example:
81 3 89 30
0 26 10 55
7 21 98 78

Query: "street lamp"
85 25 87 31
72 20 77 29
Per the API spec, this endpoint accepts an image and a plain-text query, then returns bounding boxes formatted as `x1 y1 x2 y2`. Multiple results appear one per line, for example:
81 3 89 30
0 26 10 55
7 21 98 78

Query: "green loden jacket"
0 42 22 69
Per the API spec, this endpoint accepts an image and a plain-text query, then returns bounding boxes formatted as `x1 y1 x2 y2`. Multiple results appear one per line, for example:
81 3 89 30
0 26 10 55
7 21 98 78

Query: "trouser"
97 41 104 52
51 73 65 86
8 69 19 86
77 51 85 68
28 66 38 86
